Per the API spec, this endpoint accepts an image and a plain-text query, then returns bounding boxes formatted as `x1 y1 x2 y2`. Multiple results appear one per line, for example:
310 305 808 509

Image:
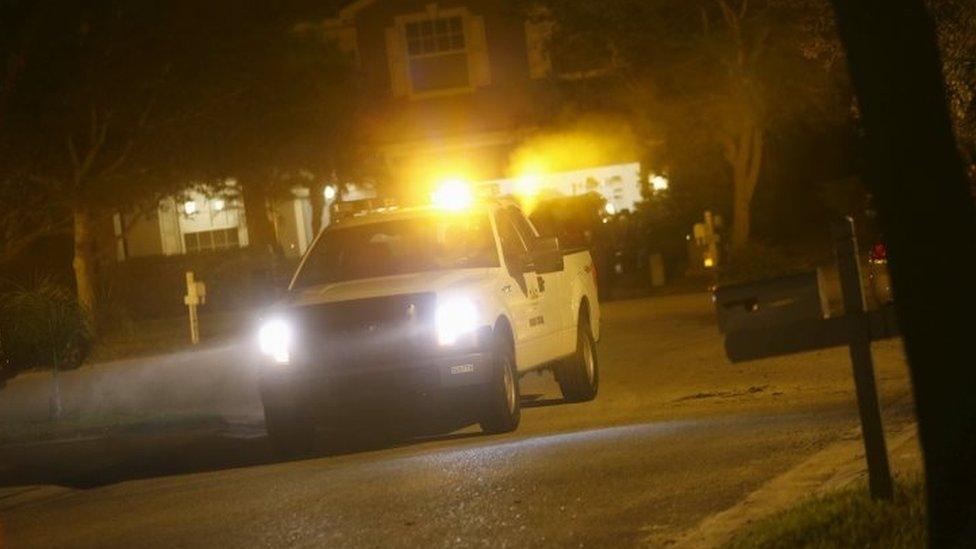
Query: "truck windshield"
292 213 499 288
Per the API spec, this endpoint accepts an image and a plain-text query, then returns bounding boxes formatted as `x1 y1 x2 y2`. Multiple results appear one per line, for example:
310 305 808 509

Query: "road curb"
648 421 920 548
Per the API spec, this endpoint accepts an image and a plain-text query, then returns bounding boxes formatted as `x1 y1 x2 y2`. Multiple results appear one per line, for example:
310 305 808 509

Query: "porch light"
650 174 669 192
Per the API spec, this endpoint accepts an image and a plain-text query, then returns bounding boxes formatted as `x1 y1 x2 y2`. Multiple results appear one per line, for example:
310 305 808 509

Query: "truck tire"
264 403 314 456
479 331 521 434
556 312 599 403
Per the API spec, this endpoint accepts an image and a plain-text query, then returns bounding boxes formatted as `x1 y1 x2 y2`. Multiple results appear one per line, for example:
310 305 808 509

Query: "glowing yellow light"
324 186 337 200
212 199 226 212
650 174 670 192
183 200 198 215
431 179 474 211
515 175 541 197
604 202 616 215
704 257 715 268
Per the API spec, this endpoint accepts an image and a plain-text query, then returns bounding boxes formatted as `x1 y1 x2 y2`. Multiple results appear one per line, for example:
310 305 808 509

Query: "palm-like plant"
0 278 92 418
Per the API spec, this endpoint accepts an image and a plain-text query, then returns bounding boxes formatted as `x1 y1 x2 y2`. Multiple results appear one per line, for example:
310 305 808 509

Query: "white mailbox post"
693 210 722 269
184 271 207 344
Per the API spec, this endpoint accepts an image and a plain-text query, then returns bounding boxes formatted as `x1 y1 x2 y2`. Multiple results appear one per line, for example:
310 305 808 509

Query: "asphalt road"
0 294 914 547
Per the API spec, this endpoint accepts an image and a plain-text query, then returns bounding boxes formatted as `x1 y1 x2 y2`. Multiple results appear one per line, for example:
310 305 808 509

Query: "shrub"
0 279 93 412
718 243 825 286
103 248 295 319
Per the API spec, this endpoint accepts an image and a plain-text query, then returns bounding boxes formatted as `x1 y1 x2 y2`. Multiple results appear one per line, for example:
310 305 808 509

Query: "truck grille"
290 293 438 368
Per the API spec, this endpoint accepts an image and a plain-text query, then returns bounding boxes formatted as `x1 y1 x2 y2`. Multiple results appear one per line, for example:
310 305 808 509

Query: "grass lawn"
725 478 925 548
0 412 226 446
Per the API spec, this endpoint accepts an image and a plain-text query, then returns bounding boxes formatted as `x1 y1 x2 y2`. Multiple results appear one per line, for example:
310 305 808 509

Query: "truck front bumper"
258 347 495 414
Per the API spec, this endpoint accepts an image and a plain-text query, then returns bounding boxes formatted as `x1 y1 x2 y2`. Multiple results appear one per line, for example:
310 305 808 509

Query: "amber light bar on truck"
331 197 400 222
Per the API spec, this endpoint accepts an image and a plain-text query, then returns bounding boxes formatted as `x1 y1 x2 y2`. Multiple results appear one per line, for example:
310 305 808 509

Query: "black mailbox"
713 270 829 334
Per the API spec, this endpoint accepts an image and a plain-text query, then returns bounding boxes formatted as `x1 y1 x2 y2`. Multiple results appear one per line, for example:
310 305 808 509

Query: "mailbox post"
834 218 894 500
693 210 722 269
184 271 207 345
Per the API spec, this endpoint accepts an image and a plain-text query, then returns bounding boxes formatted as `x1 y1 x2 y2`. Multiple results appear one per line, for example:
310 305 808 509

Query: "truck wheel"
556 313 599 403
264 403 314 456
479 332 521 434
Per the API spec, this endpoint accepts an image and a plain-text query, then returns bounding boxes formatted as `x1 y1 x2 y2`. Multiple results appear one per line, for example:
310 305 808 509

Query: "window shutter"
524 20 553 79
467 15 491 87
385 26 409 97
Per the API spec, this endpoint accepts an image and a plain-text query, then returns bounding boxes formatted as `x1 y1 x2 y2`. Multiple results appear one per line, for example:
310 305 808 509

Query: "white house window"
404 16 470 92
184 228 240 253
406 17 465 55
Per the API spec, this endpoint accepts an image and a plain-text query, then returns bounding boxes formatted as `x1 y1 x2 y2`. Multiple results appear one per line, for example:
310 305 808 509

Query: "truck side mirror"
531 236 564 274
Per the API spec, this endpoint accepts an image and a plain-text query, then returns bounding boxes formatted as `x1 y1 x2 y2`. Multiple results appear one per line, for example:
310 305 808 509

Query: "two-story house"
323 0 642 205
326 0 547 185
112 0 643 263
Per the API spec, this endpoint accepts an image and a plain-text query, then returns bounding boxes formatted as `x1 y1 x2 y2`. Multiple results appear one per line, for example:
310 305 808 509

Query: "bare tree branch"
72 107 110 186
0 206 72 264
66 134 80 171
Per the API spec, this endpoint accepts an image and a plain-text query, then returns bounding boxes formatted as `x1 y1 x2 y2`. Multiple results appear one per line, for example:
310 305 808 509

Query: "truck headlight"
258 318 292 364
436 297 478 346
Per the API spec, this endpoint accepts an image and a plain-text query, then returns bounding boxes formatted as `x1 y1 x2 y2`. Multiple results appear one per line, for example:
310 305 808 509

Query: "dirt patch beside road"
585 293 913 426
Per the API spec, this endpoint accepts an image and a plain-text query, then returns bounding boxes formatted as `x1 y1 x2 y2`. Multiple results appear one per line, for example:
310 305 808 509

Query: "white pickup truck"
256 198 601 452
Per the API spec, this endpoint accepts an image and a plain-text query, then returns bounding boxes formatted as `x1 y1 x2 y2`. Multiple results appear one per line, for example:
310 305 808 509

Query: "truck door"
494 209 546 369
508 206 569 358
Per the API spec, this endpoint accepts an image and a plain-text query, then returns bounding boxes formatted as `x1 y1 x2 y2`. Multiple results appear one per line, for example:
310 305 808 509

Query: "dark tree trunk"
829 1 976 545
72 208 97 319
240 180 278 255
727 125 764 250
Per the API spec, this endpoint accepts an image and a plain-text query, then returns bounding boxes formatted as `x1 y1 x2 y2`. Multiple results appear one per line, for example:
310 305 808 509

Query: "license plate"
450 364 475 375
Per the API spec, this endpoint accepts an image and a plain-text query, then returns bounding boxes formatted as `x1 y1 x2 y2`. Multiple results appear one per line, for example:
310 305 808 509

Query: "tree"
928 0 976 184
171 3 361 252
0 1 359 315
524 0 845 249
0 1 71 264
0 176 70 264
829 0 976 544
1 2 204 315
